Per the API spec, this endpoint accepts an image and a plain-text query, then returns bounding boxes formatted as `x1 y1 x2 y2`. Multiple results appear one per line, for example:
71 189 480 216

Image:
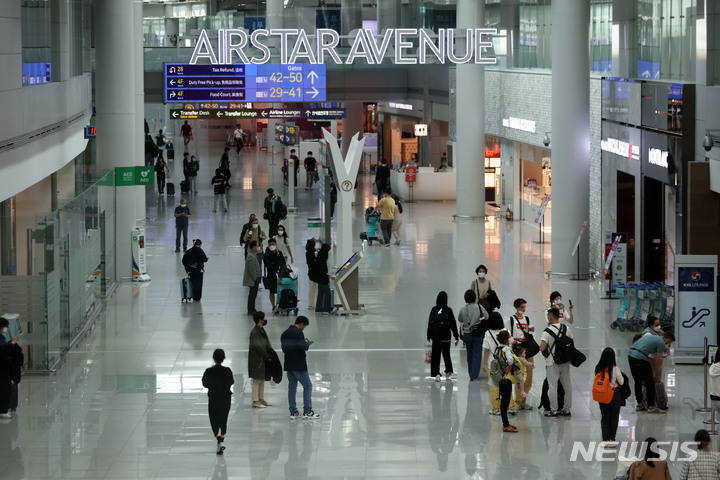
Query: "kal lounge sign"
190 28 497 65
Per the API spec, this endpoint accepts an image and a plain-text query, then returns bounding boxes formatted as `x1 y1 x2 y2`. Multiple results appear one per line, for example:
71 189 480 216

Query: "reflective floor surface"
0 140 710 479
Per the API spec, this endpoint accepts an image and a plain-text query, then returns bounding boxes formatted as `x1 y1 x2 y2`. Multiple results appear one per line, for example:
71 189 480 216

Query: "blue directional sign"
164 63 326 103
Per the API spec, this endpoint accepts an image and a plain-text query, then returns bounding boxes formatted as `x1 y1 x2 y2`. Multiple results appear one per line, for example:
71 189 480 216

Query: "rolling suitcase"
181 277 193 302
180 180 190 194
166 182 175 196
166 143 175 160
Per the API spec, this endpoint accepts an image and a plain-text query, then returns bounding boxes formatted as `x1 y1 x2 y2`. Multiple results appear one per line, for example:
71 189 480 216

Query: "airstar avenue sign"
190 28 497 66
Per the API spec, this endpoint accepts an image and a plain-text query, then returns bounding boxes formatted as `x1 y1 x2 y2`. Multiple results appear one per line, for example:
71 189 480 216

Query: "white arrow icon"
169 79 175 86
170 92 176 98
217 111 224 117
309 87 319 99
305 110 311 116
261 111 268 117
170 67 176 74
172 111 178 118
307 71 318 84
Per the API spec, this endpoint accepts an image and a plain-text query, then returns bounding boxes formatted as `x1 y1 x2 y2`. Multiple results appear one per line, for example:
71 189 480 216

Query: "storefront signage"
388 102 413 110
414 124 428 136
190 28 496 65
648 147 669 168
601 137 640 160
502 117 536 134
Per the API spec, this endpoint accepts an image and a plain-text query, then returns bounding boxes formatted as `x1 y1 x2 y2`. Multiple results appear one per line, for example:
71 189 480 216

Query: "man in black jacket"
182 239 209 301
280 316 319 419
240 214 257 258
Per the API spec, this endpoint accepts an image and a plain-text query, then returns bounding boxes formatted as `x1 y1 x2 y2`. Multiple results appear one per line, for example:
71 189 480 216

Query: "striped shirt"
680 451 720 480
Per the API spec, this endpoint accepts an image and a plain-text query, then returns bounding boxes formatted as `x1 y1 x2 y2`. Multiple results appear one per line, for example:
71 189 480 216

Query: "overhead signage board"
170 108 346 120
275 124 298 146
165 63 326 103
189 28 496 66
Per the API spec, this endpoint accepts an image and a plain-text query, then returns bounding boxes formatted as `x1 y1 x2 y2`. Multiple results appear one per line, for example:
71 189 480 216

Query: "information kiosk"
333 251 365 315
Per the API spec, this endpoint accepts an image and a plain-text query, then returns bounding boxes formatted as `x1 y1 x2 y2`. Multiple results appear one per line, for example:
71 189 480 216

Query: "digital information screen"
164 63 326 103
335 252 360 277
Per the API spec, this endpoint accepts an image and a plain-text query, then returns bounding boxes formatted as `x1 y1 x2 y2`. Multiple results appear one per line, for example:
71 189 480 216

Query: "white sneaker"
435 375 442 382
0 413 11 419
303 410 320 419
216 442 225 454
446 373 452 381
489 409 501 416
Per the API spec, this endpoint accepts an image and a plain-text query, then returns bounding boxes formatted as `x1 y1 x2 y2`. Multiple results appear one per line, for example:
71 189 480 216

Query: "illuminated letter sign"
189 28 496 65
648 147 669 168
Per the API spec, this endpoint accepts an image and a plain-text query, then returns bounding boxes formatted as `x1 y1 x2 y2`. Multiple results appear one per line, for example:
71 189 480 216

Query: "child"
511 345 534 397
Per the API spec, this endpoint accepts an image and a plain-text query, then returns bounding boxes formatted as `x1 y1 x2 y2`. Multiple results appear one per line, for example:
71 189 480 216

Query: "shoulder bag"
512 315 540 358
467 306 485 337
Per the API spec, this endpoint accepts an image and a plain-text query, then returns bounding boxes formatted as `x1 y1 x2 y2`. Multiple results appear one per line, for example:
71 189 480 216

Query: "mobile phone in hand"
569 300 573 306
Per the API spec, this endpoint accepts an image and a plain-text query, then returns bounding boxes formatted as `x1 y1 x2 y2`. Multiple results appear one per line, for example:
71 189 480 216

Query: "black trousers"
540 377 565 410
599 389 622 441
268 217 279 238
176 225 188 250
208 396 231 437
189 272 203 301
157 172 166 193
430 339 453 377
0 367 10 414
248 280 259 314
499 379 512 427
628 356 655 406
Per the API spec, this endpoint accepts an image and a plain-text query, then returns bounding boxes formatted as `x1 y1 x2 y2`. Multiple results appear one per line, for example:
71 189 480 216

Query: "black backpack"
277 200 288 220
428 307 449 338
279 289 297 308
544 324 574 364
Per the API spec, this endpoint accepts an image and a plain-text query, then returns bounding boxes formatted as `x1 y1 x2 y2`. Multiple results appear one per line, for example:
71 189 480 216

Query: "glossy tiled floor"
0 142 711 479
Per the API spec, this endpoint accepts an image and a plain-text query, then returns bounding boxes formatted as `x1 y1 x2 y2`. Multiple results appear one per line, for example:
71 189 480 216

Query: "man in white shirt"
539 308 573 417
233 126 244 154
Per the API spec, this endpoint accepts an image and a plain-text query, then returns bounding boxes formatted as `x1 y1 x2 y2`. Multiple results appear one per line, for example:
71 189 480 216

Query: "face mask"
478 273 485 279
654 326 662 332
277 231 284 236
269 245 276 251
180 203 186 208
252 224 258 229
262 319 268 326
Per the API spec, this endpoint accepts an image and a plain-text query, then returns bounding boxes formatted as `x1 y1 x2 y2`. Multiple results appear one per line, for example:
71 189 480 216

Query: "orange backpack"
592 368 615 404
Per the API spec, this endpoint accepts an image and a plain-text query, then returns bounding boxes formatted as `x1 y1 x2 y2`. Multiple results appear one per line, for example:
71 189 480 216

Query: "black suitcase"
181 277 193 302
166 182 175 196
167 148 175 160
180 180 190 194
279 289 298 309
9 381 18 411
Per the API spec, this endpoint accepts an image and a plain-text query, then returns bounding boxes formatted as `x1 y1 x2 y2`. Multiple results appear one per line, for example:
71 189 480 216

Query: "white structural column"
134 0 146 224
95 0 138 281
455 0 486 219
551 0 590 275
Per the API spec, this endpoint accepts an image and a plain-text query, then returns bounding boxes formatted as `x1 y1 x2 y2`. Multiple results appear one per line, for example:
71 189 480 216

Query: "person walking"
539 308 573 417
492 330 518 433
305 239 318 310
371 189 395 246
240 214 258 258
144 134 159 166
540 292 574 410
182 152 190 188
275 225 294 264
470 264 493 312
219 148 232 188
155 129 167 148
593 347 624 446
628 437 672 479
509 298 535 410
264 188 285 237
0 317 20 419
374 159 391 202
426 291 459 382
174 198 191 253
187 155 200 194
201 348 234 455
627 331 675 413
311 243 335 313
181 120 193 153
458 290 485 382
263 238 286 313
249 311 274 409
243 241 262 314
391 194 403 245
303 152 317 190
242 217 267 253
481 312 515 415
289 149 300 187
182 239 209 302
233 125 244 155
679 429 720 479
211 169 228 213
281 316 319 419
154 153 169 194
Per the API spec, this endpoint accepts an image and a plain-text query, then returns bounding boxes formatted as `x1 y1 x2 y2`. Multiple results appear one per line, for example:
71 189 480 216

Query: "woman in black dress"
263 238 286 314
202 348 234 454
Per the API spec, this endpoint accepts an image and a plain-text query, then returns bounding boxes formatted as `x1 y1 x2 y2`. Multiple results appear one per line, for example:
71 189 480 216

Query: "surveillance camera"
543 133 551 147
703 133 714 152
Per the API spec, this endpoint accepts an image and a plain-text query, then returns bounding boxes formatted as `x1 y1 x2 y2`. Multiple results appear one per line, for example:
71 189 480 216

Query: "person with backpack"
211 168 228 213
627 331 675 413
539 308 573 417
426 291 459 382
490 330 518 432
593 347 624 446
182 239 209 302
154 153 169 195
509 298 536 410
481 312 516 416
457 289 485 382
155 129 167 148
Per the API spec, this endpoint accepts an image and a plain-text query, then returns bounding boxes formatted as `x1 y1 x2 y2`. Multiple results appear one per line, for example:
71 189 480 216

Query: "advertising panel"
675 255 718 363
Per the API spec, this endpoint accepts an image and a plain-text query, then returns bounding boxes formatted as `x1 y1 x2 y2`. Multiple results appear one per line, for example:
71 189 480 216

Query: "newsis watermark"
569 441 698 462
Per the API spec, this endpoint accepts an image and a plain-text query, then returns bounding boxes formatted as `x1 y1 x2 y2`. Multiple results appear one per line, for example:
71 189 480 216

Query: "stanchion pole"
698 337 711 412
703 405 719 432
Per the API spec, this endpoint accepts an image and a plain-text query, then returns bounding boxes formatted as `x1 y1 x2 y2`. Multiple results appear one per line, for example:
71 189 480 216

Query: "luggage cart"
277 275 299 316
661 285 674 331
630 285 652 331
611 283 633 331
359 208 381 245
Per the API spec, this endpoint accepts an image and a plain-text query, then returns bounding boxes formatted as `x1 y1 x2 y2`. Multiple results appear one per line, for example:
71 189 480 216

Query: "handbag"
511 315 540 358
424 342 432 364
466 306 486 337
571 348 587 367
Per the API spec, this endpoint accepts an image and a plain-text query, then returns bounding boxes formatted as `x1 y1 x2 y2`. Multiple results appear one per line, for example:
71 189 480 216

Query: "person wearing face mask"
182 239 209 302
471 265 493 311
174 199 192 253
263 238 286 314
509 298 536 410
249 311 274 409
243 241 263 314
549 291 574 324
240 214 258 258
243 218 267 251
274 224 294 264
0 317 20 419
305 239 318 310
311 243 336 313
